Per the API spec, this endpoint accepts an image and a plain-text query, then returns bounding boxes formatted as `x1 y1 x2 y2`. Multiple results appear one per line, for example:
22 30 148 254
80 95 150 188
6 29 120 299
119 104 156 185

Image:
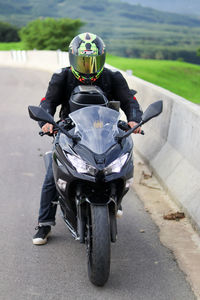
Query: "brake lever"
39 131 54 136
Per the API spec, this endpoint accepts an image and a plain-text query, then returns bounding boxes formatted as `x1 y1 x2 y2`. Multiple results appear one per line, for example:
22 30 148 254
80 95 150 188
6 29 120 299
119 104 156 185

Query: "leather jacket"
39 67 142 127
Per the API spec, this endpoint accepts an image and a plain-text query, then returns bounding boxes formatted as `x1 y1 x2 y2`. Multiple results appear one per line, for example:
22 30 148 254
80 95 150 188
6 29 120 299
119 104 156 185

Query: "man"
33 32 142 245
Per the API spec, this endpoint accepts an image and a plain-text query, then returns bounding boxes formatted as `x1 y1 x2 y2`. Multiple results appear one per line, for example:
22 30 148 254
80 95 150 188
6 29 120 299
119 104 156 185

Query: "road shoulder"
133 152 200 300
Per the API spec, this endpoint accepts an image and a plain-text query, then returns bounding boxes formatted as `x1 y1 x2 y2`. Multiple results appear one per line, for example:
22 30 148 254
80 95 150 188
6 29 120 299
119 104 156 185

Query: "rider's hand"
42 123 54 134
128 121 141 134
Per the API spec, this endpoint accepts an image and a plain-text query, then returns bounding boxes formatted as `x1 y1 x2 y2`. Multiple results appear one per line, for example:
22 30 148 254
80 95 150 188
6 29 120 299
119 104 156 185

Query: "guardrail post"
57 50 69 67
126 69 133 75
11 50 27 63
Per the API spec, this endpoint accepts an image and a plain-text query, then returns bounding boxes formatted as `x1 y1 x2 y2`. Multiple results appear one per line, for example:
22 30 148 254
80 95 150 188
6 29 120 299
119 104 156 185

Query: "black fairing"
51 106 134 235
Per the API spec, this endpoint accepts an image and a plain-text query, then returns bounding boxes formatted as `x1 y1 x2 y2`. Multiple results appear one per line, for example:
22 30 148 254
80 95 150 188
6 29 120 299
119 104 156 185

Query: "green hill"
0 0 200 63
121 0 200 16
1 0 200 27
106 55 200 103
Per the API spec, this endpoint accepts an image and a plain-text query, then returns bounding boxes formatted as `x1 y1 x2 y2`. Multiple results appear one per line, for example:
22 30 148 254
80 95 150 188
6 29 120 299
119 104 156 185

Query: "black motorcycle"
28 86 162 286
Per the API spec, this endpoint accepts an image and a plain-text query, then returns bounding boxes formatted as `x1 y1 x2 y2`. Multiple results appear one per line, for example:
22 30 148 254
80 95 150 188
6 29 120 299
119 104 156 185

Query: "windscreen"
69 106 120 154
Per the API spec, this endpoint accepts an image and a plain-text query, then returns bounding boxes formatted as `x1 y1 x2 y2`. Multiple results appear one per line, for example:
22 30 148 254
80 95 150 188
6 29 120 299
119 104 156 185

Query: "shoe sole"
32 231 51 245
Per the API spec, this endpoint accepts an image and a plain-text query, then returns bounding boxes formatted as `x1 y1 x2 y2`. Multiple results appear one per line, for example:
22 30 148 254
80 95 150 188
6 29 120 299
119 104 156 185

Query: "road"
0 67 196 300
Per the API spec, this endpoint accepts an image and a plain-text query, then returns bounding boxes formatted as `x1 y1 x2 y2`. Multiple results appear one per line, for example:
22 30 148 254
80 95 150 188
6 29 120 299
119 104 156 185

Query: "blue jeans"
38 154 58 226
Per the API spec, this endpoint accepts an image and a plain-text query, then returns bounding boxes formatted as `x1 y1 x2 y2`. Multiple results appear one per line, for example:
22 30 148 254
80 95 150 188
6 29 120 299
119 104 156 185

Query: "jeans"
38 154 58 226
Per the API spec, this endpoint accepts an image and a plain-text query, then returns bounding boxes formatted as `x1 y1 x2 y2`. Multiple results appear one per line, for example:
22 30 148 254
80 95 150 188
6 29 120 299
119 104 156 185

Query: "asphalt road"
0 67 196 300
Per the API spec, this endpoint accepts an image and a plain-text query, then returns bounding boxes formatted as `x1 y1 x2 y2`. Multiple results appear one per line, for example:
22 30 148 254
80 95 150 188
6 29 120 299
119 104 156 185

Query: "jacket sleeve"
111 71 143 123
38 69 66 128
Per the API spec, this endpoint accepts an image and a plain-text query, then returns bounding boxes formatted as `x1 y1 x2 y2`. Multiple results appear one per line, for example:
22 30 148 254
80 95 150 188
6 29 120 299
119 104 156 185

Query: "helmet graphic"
69 32 106 84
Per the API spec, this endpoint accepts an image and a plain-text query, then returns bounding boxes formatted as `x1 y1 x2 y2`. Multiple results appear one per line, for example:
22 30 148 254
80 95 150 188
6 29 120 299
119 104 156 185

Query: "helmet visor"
70 53 105 74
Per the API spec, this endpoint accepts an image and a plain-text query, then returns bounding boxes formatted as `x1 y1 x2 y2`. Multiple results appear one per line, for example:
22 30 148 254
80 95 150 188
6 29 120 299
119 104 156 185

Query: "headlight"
104 153 129 175
66 153 97 176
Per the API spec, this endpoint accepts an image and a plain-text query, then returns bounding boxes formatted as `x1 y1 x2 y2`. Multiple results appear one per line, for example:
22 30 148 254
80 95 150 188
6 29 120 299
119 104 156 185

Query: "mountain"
1 0 200 27
0 0 200 63
121 0 200 16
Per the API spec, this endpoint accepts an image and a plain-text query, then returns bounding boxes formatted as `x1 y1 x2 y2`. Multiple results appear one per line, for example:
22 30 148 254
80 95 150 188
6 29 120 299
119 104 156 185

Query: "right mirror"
142 100 163 124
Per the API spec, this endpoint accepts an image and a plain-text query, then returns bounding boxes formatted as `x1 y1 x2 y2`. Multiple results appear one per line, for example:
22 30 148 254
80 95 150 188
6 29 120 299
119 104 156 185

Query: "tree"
0 21 20 42
19 18 84 50
197 48 200 57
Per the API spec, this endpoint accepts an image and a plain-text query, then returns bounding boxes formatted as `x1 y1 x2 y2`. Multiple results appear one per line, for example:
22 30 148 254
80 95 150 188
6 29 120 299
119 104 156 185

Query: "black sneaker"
33 225 51 245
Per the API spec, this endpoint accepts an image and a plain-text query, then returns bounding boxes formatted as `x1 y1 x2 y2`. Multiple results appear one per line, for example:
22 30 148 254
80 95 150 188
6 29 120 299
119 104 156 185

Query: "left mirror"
28 106 55 125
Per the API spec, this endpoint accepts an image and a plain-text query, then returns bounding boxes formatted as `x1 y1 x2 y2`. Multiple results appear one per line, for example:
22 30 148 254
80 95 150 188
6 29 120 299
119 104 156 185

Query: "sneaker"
117 205 123 218
33 225 51 245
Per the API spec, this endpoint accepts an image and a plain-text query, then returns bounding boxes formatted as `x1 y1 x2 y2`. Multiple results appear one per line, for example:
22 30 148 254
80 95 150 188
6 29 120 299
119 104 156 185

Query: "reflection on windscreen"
69 106 120 154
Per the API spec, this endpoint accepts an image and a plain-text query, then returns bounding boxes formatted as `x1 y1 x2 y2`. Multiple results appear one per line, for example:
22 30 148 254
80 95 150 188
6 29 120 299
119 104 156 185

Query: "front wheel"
87 205 111 286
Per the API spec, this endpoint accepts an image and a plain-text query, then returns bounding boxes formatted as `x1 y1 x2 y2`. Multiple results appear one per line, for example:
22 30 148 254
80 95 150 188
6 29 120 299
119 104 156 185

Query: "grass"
0 42 25 50
106 54 200 104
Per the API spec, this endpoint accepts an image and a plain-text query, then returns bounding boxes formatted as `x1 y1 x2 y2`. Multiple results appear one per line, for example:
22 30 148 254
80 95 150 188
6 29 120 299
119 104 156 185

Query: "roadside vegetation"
0 18 83 51
0 15 199 104
1 0 200 64
19 18 83 50
106 55 200 104
0 41 24 50
0 21 20 42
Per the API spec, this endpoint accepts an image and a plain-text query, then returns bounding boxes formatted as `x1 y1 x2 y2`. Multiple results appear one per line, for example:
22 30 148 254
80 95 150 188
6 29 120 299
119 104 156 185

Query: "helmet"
69 32 106 84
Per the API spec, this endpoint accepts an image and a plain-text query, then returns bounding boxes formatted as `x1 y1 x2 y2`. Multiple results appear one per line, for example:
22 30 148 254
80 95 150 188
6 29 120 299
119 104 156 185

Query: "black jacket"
39 67 142 127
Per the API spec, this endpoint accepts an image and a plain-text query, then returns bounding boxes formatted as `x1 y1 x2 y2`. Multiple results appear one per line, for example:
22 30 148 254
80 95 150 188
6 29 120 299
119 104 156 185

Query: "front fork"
76 186 87 243
75 183 118 244
109 183 118 243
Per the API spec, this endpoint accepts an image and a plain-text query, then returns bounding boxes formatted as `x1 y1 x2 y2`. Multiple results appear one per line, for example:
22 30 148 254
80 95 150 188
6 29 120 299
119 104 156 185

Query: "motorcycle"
28 85 163 286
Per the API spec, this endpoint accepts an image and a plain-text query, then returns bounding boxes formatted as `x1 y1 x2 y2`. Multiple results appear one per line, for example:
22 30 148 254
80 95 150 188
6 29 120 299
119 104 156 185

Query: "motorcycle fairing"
69 106 120 155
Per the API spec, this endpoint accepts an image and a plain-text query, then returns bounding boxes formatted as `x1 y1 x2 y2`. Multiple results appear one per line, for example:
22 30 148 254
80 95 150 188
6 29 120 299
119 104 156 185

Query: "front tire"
87 205 111 286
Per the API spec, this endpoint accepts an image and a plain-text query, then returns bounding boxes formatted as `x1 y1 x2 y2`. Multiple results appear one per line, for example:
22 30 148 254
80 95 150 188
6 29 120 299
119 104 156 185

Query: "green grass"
0 41 25 50
107 55 200 104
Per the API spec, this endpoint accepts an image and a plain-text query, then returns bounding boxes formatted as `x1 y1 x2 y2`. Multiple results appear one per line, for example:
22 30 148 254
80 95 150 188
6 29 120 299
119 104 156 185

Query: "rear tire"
87 205 111 286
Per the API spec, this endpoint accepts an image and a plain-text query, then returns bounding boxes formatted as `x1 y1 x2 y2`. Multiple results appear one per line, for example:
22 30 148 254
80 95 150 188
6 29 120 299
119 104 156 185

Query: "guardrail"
124 72 200 232
0 50 69 71
1 50 200 232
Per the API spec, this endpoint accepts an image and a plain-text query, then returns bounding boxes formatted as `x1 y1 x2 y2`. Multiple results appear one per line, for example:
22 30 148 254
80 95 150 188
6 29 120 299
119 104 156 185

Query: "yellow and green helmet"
69 32 106 84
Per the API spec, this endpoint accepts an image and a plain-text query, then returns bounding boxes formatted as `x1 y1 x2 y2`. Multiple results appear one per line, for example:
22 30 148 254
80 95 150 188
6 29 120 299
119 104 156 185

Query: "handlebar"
117 120 145 135
39 127 59 136
39 131 53 136
39 120 145 137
